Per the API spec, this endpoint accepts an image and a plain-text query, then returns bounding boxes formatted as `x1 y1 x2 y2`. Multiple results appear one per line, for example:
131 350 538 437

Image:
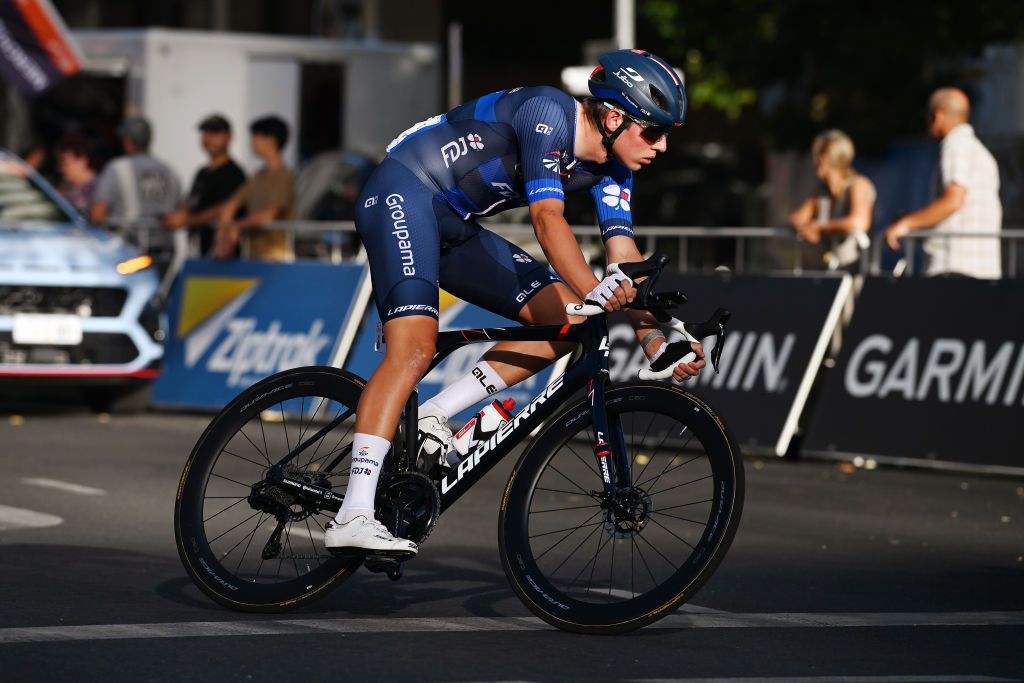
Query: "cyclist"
326 49 706 557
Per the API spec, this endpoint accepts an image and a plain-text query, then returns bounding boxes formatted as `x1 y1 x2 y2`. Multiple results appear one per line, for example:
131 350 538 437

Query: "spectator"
90 115 182 238
162 114 246 254
212 115 294 261
885 88 1002 278
789 129 876 272
55 135 97 216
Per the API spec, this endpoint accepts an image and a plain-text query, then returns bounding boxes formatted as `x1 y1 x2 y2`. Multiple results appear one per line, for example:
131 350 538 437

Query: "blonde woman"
789 129 876 270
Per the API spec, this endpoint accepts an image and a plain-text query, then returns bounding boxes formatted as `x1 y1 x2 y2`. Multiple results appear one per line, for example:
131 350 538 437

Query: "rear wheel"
174 366 366 612
499 384 744 634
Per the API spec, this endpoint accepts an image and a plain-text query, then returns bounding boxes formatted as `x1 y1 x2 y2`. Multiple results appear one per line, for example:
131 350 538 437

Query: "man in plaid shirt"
885 88 1002 279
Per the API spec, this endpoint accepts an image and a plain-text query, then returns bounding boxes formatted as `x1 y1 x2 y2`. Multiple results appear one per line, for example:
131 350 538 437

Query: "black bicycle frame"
262 315 634 516
408 315 631 513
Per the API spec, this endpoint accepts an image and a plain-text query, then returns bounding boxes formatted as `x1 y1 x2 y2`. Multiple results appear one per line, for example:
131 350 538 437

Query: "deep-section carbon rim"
174 367 365 611
499 384 744 633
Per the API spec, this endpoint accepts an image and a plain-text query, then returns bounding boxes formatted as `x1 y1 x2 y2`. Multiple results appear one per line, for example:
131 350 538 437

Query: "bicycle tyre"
498 383 744 634
174 366 366 612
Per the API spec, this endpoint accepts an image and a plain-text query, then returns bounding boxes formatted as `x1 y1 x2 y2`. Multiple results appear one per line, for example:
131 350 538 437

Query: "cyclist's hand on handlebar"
672 342 706 382
648 339 706 382
585 268 635 312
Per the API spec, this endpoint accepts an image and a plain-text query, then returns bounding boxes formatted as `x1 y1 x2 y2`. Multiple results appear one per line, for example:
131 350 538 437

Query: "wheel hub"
602 487 653 538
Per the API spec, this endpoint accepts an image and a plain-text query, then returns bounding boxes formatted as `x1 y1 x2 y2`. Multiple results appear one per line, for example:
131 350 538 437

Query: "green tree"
642 0 1024 150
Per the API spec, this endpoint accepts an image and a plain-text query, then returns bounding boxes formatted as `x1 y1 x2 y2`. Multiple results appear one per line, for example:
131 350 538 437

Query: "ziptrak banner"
804 277 1024 473
0 0 81 96
153 260 367 409
345 292 566 425
607 273 850 455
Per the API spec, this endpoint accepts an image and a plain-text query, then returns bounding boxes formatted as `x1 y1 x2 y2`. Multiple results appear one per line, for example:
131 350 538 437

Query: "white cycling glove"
585 269 633 309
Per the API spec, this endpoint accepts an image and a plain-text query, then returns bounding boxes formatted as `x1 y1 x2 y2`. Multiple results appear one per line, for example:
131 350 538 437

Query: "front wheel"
499 384 744 634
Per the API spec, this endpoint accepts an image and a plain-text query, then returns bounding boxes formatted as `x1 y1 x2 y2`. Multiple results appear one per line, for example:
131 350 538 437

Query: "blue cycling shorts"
356 158 562 323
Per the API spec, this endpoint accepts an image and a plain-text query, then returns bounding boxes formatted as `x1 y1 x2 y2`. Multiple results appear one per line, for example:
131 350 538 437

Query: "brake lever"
681 308 730 374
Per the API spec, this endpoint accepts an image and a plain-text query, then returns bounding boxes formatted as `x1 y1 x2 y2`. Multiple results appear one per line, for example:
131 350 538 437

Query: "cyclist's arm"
530 198 602 298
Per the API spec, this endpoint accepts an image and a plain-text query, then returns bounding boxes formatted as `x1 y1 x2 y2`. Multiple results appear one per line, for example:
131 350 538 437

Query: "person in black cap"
90 115 181 230
163 113 247 255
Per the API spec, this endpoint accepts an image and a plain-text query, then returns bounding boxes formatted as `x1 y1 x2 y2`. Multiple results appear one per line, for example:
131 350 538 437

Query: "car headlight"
117 255 153 275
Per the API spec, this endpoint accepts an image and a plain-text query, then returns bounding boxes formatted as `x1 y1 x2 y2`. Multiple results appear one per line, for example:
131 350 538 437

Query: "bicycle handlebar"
563 253 731 381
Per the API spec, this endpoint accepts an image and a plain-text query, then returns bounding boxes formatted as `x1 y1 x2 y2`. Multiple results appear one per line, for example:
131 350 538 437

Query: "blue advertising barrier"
153 259 370 409
345 295 568 425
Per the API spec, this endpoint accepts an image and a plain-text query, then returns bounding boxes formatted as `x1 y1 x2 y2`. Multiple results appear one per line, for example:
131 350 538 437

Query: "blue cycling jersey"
385 86 635 241
357 86 638 323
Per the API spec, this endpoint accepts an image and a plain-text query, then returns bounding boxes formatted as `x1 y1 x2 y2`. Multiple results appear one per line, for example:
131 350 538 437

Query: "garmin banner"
0 0 82 96
803 277 1024 474
607 273 851 455
345 293 568 425
153 260 369 409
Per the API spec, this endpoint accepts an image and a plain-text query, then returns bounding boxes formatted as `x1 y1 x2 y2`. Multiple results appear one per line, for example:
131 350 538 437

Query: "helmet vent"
649 85 668 113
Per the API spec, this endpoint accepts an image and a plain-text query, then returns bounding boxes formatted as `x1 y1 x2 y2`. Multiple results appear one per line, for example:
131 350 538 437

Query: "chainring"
376 472 441 544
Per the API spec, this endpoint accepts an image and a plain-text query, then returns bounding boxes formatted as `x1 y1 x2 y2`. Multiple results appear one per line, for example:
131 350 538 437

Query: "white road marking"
630 678 1016 683
0 611 1022 644
0 504 63 531
21 478 107 496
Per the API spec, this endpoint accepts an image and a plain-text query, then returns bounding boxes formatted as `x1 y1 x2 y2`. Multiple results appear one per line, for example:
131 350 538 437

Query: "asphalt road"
0 406 1021 682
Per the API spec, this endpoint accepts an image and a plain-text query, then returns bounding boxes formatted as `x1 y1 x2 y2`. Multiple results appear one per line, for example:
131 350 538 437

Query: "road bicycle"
174 253 744 634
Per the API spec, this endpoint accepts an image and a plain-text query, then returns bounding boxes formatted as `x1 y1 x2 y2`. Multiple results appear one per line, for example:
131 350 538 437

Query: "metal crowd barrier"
102 220 1024 284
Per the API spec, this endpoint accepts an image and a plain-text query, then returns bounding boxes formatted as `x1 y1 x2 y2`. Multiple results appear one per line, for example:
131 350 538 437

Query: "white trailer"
68 28 440 183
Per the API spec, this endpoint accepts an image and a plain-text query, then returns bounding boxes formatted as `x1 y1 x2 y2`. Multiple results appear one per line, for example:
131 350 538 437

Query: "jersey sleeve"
511 96 571 204
589 165 635 242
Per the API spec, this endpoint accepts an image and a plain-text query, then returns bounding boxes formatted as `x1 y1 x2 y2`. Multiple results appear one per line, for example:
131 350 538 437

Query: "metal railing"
883 229 1022 278
102 219 1024 281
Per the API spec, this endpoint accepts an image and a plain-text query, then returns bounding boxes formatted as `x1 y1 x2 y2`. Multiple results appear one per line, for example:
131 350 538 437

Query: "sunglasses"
625 113 672 143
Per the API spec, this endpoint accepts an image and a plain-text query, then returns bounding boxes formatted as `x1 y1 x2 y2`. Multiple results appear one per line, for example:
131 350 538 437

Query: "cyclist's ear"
603 108 626 134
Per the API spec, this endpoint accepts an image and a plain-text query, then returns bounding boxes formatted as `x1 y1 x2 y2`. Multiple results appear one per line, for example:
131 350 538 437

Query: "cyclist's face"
611 117 669 171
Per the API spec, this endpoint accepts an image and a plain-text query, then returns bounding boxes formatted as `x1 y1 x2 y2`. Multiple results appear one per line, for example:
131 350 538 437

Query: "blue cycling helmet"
588 49 687 152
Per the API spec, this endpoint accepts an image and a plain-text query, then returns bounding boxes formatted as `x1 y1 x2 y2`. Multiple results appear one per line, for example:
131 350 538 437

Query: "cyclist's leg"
422 227 579 419
329 161 441 552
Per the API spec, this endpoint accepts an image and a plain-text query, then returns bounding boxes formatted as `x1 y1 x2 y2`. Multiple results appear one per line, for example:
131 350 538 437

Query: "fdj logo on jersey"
441 133 484 167
178 277 332 388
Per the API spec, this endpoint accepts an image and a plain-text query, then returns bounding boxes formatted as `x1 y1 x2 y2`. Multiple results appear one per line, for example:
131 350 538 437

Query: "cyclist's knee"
517 282 577 325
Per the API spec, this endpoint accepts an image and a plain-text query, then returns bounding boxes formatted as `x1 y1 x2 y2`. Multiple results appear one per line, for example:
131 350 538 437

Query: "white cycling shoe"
418 414 458 468
324 515 418 559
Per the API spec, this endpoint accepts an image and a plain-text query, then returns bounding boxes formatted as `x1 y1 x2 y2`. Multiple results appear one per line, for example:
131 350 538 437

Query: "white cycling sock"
335 433 390 525
426 360 508 419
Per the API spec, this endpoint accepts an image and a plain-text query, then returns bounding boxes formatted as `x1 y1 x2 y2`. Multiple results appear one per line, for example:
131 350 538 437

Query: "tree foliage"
642 0 1024 150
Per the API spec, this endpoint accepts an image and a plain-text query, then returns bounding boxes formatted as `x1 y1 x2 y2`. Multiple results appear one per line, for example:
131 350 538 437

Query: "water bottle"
448 398 516 466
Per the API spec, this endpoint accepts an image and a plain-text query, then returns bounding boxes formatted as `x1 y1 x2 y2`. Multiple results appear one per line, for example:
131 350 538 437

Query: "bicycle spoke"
221 448 268 470
545 521 604 578
636 452 701 490
649 473 713 497
533 510 604 561
633 419 673 484
237 427 272 468
608 534 616 596
563 441 600 479
637 437 697 492
534 486 596 497
656 498 714 512
632 534 658 585
651 510 708 525
633 528 678 569
584 531 612 595
279 403 290 454
530 503 600 514
647 516 696 551
209 472 251 489
233 513 270 574
208 509 262 545
543 463 593 496
203 496 248 523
